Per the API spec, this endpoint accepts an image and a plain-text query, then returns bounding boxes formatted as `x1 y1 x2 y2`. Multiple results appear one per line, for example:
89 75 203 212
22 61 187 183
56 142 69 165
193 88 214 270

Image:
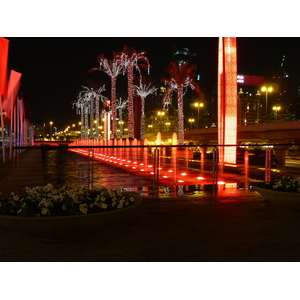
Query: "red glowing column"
218 37 237 164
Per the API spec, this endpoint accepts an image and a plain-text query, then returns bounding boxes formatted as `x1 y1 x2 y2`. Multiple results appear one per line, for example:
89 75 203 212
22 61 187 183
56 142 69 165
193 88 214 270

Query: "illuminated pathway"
68 139 247 189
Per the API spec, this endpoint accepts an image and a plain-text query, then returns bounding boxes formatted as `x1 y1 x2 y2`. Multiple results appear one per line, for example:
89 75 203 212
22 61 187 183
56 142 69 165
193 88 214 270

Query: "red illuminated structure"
218 37 237 164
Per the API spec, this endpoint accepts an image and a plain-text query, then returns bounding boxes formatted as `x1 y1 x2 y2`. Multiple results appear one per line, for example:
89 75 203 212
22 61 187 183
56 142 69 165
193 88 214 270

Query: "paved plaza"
1 149 300 262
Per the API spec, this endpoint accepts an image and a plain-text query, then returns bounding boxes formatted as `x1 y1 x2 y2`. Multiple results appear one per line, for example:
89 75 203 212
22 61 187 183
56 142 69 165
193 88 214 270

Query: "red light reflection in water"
68 141 244 189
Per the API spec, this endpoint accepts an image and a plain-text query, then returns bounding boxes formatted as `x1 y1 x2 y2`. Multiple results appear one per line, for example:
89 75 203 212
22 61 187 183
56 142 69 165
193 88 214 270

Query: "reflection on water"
43 150 85 188
42 149 256 197
42 149 153 189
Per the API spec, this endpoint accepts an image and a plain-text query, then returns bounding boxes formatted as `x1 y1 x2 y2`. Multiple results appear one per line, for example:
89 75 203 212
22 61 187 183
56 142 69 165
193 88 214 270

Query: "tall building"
238 90 262 125
269 55 293 119
173 48 197 67
34 124 46 140
237 75 264 124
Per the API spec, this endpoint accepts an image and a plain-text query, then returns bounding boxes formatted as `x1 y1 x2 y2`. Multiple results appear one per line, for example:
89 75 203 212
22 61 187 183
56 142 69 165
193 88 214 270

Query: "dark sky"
5 37 300 131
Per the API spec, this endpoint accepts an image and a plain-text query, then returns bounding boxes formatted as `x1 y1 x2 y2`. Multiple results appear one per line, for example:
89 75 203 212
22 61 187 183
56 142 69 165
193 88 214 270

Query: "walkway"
1 148 300 261
1 189 300 262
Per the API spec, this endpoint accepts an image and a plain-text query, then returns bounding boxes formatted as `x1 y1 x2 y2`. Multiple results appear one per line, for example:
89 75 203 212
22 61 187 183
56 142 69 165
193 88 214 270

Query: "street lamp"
157 111 165 132
188 118 195 129
148 124 153 133
272 106 281 122
165 122 171 132
119 120 124 138
194 102 203 127
261 86 273 120
49 121 53 141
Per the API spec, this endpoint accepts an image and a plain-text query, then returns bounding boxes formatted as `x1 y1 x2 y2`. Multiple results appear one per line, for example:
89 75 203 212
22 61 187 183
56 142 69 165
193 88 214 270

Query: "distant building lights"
237 75 244 83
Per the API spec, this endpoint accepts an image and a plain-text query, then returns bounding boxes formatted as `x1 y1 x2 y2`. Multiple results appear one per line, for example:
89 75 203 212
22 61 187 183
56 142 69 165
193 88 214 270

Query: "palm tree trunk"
90 99 94 138
177 85 184 145
111 76 117 139
95 95 100 139
127 64 134 139
84 106 89 138
80 110 84 139
140 96 145 140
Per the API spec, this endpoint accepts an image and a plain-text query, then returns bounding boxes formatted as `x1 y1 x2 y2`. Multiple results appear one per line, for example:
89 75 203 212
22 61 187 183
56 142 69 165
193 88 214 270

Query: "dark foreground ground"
1 149 300 262
1 188 300 262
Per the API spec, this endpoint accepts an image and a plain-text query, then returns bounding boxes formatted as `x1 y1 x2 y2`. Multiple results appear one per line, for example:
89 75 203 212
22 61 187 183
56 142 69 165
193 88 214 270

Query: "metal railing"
7 143 300 198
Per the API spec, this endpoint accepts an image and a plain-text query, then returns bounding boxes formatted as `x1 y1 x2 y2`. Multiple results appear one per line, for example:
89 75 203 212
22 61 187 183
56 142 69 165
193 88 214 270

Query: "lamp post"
165 122 171 132
78 122 82 137
194 102 203 128
188 118 195 129
157 111 165 132
272 106 281 122
261 86 273 120
119 120 124 138
49 121 53 141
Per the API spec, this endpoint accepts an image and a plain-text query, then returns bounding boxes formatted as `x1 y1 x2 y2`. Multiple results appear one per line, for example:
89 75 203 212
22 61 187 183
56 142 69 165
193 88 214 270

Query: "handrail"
12 143 300 150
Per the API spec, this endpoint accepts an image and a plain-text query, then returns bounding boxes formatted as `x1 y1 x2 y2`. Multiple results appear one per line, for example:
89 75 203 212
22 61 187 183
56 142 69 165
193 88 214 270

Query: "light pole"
272 106 281 122
78 122 82 137
261 86 273 121
157 111 165 132
188 118 195 129
119 120 124 138
194 102 203 128
49 121 53 141
165 122 171 132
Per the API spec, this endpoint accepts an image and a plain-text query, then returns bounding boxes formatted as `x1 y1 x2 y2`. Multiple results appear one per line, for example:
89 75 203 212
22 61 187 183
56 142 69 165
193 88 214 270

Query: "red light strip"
218 37 237 164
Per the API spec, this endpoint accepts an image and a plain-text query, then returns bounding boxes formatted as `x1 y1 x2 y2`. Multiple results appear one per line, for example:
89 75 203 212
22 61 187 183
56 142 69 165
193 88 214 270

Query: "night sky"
4 37 300 131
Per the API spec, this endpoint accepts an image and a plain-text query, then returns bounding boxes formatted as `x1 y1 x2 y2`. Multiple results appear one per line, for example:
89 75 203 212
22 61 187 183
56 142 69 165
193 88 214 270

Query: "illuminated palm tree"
73 85 107 138
164 62 203 145
117 45 150 139
116 97 128 139
134 81 157 140
94 54 124 139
